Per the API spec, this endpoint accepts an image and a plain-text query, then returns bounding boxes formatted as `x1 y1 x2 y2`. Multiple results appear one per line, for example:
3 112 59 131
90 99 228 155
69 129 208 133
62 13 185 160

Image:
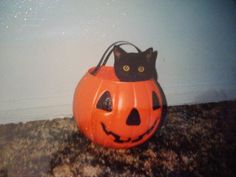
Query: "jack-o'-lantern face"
73 67 166 149
96 90 160 144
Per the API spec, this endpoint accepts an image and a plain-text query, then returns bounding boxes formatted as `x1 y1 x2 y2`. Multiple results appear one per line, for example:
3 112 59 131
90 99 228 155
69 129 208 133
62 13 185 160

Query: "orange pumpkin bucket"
73 41 167 149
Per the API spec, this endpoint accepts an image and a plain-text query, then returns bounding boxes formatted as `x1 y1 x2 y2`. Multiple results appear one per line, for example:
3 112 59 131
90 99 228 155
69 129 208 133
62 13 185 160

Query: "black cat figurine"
113 46 158 82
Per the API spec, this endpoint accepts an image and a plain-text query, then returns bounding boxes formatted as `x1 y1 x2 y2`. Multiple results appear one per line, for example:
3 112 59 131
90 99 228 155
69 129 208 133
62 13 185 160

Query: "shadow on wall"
194 89 228 103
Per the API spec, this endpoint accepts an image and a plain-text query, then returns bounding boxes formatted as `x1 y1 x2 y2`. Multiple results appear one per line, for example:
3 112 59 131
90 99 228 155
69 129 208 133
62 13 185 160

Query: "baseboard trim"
0 83 235 124
0 104 72 124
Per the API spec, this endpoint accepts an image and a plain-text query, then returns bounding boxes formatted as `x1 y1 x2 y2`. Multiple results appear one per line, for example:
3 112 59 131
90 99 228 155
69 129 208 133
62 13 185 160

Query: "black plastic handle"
91 41 141 75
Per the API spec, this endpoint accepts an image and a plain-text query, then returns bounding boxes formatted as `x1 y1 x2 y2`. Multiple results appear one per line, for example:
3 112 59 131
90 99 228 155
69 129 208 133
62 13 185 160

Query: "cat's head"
113 46 157 82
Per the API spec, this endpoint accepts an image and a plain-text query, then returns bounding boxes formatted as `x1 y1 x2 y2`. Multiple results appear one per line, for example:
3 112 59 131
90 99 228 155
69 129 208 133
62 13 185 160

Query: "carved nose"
126 108 141 126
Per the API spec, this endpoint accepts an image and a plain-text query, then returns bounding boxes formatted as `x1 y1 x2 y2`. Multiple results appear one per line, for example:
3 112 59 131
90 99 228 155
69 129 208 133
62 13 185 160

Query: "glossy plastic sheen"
73 66 164 149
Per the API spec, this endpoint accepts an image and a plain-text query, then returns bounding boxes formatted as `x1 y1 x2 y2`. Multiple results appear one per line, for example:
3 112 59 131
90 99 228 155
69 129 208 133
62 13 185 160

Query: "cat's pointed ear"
153 50 158 60
144 48 157 62
113 46 126 61
145 48 153 59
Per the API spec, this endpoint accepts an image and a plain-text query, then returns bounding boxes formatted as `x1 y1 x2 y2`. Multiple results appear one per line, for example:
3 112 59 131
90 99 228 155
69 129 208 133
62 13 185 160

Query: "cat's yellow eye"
123 65 130 72
138 66 145 72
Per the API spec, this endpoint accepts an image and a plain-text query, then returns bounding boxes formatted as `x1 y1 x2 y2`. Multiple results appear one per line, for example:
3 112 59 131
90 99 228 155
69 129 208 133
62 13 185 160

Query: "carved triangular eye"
152 91 160 110
96 91 112 112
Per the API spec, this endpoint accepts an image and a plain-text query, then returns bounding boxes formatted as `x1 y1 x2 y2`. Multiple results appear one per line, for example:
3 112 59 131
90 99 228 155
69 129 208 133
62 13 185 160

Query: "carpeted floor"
0 101 236 177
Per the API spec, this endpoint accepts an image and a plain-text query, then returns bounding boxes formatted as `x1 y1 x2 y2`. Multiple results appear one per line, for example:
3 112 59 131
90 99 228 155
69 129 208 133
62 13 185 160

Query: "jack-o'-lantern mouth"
101 119 158 144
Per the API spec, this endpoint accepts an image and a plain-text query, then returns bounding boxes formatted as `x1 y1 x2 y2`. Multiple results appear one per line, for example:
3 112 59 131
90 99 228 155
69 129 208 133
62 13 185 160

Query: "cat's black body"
113 46 158 82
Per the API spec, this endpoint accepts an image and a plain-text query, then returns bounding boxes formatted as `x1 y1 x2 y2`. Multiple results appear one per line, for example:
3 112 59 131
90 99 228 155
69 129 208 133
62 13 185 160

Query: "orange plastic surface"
73 66 165 149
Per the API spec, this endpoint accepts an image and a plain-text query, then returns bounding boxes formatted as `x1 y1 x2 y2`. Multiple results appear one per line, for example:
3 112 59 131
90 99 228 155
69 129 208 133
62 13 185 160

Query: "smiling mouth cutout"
101 119 158 144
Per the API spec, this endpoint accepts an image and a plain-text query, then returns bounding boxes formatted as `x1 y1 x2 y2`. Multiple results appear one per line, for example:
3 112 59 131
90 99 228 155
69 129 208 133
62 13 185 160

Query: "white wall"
0 0 236 124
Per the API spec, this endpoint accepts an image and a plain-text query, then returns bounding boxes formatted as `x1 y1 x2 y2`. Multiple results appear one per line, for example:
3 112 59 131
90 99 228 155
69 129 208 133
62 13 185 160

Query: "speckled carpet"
0 101 236 177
